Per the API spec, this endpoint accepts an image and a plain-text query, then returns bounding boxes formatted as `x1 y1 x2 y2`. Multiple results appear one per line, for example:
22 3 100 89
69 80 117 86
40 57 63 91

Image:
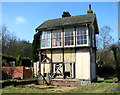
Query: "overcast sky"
2 2 118 43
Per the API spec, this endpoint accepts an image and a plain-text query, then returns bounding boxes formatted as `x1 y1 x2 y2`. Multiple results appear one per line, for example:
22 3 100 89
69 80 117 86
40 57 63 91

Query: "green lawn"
72 83 119 93
2 77 120 93
2 83 120 93
2 86 52 93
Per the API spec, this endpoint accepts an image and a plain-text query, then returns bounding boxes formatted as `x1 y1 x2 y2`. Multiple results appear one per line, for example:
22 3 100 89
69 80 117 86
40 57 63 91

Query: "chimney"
87 4 93 14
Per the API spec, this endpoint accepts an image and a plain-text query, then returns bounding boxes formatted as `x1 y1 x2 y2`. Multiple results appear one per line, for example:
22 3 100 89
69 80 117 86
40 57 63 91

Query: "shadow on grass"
94 75 118 83
2 80 38 89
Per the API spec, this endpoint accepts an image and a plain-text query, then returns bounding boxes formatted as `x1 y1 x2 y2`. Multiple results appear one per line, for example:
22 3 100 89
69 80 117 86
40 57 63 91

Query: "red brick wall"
14 66 23 78
2 66 32 79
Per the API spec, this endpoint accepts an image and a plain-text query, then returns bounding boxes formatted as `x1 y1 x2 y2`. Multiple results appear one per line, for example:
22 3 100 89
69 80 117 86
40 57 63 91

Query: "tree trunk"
113 50 120 83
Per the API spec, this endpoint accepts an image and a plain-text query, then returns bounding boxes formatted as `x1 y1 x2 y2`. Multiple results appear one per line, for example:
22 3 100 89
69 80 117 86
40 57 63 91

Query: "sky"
118 2 120 42
2 2 118 43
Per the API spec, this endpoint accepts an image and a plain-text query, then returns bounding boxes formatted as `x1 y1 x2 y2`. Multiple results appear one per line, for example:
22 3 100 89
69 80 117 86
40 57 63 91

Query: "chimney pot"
88 4 91 10
87 4 93 14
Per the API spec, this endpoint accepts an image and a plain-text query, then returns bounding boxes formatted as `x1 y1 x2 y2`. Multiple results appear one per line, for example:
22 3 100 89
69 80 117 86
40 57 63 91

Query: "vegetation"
32 31 41 62
2 25 32 58
72 83 119 93
62 11 71 18
110 44 120 82
2 77 120 93
16 56 22 66
97 26 114 49
1 23 120 93
2 86 49 93
96 25 120 81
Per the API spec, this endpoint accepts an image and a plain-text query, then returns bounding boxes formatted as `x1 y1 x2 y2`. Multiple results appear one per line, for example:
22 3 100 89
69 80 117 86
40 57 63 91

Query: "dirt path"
19 84 77 92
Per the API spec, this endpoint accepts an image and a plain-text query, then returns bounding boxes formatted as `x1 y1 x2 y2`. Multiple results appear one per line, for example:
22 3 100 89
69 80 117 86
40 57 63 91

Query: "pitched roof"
36 13 98 33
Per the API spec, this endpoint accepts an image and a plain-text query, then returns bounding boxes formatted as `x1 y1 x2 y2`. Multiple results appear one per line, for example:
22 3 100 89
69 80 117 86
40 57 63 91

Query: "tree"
96 26 116 77
2 25 17 56
32 31 41 62
98 26 114 49
2 25 32 58
110 44 120 82
62 12 71 18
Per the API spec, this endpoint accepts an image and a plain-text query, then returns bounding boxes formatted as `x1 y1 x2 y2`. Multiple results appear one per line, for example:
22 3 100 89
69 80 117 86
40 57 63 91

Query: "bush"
97 64 115 77
32 32 41 62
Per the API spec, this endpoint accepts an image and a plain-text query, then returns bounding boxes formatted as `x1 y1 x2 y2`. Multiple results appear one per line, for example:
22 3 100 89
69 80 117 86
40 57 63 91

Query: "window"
52 30 62 47
76 27 87 45
64 28 74 46
41 31 51 48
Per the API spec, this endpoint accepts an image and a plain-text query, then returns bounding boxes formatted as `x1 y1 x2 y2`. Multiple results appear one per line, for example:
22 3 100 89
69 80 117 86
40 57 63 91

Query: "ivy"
16 56 22 66
32 31 41 62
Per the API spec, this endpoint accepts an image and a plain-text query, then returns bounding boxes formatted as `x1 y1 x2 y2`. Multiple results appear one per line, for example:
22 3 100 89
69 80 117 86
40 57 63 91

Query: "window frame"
41 31 51 49
52 29 63 48
64 28 75 47
76 27 88 46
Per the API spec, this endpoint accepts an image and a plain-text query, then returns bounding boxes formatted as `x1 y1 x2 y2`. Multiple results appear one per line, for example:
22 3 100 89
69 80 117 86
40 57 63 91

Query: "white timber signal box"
35 4 99 81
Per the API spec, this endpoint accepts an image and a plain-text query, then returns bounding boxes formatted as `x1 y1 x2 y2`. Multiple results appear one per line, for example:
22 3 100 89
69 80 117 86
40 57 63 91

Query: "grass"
2 77 120 93
2 82 120 93
2 86 52 93
72 83 119 93
1 77 37 83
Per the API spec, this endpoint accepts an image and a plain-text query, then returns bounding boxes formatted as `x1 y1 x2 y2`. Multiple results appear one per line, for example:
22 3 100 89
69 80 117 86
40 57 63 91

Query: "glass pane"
65 37 74 46
84 30 86 35
81 31 83 35
58 32 61 37
77 41 80 45
81 40 83 44
84 35 87 39
80 36 83 39
53 38 62 47
53 33 55 38
42 40 45 47
44 32 47 38
53 39 56 46
42 32 45 39
65 28 73 37
77 36 80 40
71 40 74 45
53 30 61 38
41 38 51 47
71 37 73 40
65 31 69 36
47 39 50 47
47 33 50 38
77 27 86 36
84 40 87 44
42 31 51 39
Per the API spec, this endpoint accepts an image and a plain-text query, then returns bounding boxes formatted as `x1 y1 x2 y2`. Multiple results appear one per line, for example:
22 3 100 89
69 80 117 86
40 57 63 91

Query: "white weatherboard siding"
33 61 39 77
45 64 50 73
76 49 90 80
41 64 44 75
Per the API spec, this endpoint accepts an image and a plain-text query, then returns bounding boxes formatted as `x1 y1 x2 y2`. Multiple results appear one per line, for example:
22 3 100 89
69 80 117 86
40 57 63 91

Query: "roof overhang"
36 22 92 32
93 17 99 34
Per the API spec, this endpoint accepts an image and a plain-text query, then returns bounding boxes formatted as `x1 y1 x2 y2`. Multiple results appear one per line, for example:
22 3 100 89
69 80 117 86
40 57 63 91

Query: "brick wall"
2 66 32 79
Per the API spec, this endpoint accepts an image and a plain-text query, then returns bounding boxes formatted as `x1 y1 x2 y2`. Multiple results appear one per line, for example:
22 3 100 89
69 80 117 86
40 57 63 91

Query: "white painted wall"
76 49 90 80
33 61 39 77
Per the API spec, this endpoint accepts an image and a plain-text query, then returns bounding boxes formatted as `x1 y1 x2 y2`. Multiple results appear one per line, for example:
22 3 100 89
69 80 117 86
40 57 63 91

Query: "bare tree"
98 26 114 49
2 25 32 58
